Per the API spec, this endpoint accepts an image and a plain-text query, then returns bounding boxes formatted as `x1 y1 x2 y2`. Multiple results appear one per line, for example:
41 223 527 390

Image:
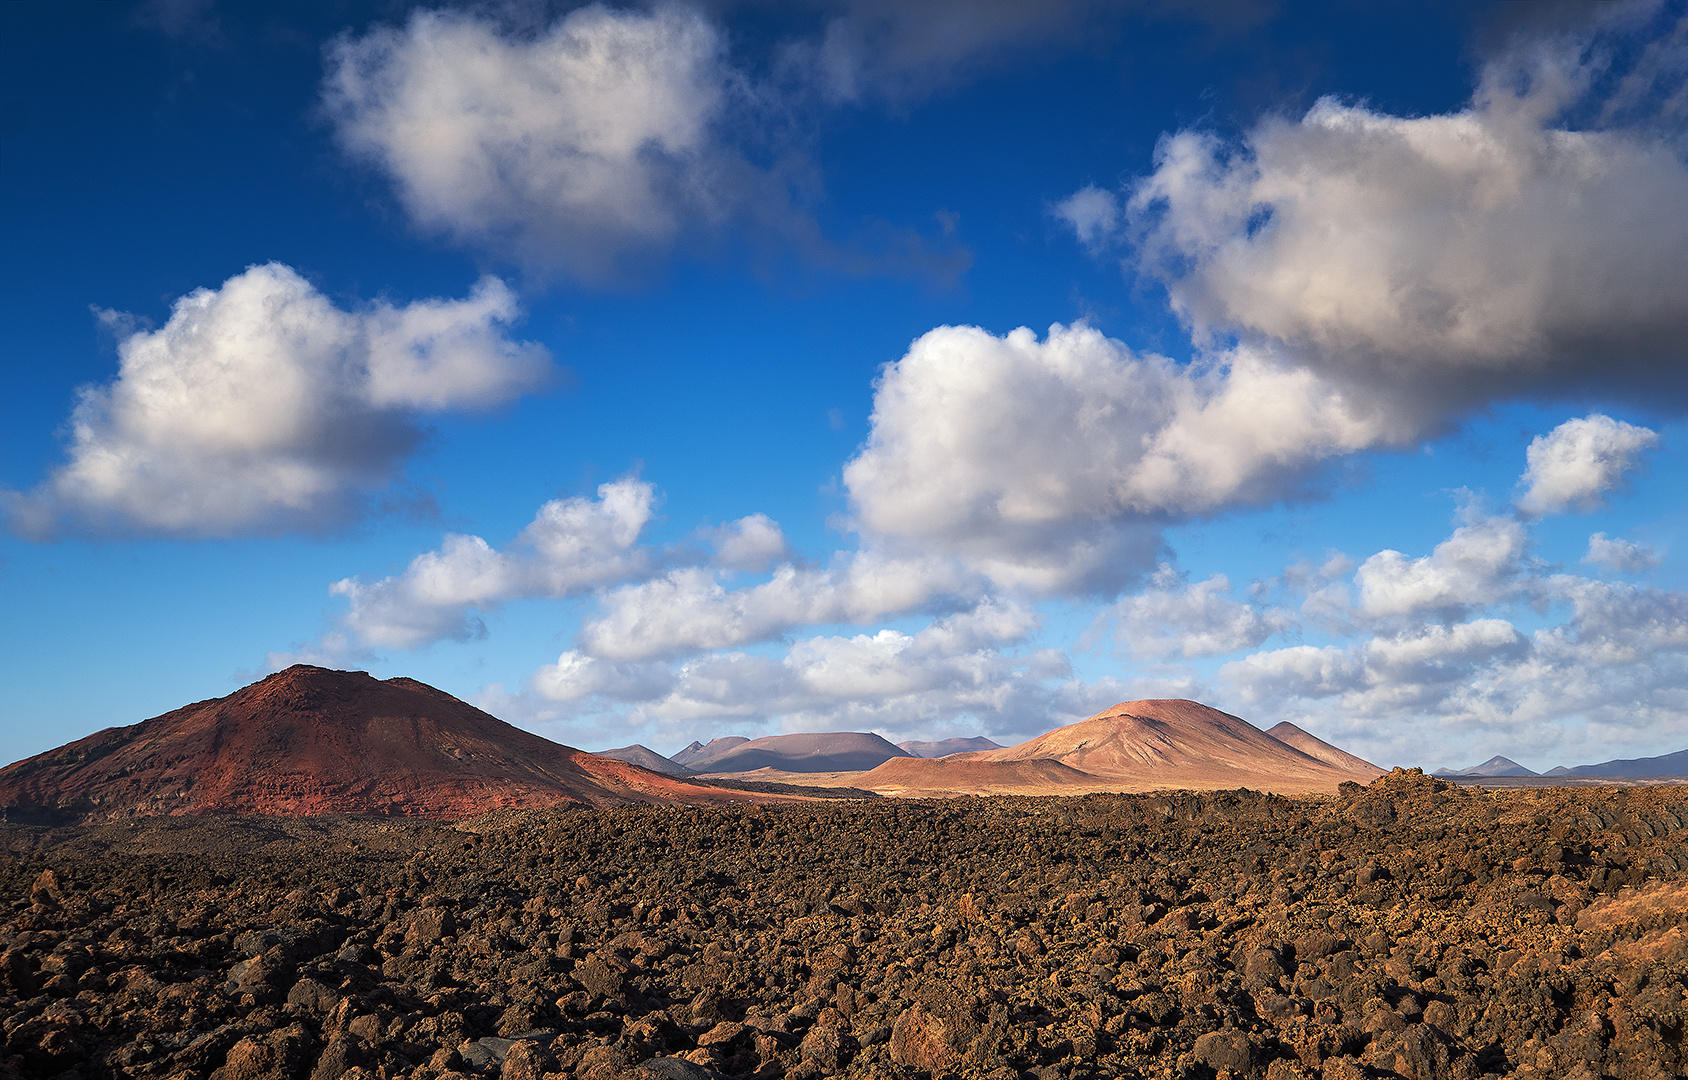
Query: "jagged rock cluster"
3 770 1685 1080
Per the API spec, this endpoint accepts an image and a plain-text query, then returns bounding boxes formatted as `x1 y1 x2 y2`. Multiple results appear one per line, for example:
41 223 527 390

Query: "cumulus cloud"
531 650 677 705
1353 511 1527 621
325 4 745 280
1515 414 1659 516
578 551 974 661
1585 532 1662 574
843 323 1403 594
1215 503 1688 768
1108 567 1290 658
535 599 1093 745
4 264 547 539
706 513 791 573
331 479 657 649
1115 18 1688 420
1224 618 1528 705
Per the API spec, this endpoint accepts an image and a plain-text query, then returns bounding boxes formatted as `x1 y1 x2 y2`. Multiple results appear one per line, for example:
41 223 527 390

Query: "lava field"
3 770 1686 1080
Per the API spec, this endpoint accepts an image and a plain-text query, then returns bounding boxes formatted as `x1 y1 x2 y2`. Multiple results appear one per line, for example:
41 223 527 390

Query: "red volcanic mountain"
862 699 1380 795
0 666 777 823
973 699 1376 791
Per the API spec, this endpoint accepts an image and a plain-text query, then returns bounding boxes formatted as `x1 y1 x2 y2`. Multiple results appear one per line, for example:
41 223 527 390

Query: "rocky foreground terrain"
3 771 1686 1080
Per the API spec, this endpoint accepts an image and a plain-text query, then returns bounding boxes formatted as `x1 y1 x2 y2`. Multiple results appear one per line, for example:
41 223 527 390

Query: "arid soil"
3 770 1686 1080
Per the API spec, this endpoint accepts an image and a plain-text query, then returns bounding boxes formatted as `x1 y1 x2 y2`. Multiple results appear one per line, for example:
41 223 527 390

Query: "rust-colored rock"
887 1004 961 1071
0 665 791 823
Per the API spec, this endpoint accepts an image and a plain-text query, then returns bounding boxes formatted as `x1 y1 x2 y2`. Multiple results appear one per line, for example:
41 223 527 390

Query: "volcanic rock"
4 770 1685 1080
0 666 783 824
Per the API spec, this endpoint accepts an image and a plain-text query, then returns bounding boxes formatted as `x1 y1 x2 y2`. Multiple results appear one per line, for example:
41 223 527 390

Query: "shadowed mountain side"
855 757 1103 797
959 700 1376 794
0 667 788 824
1265 722 1385 776
1549 747 1688 778
897 736 1003 758
671 737 748 768
688 732 912 774
592 745 693 776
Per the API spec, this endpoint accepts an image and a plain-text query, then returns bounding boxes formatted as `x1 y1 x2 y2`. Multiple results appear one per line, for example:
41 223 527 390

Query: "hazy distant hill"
593 744 693 776
1546 747 1688 778
685 732 911 773
1433 756 1539 778
897 736 1003 758
672 737 749 769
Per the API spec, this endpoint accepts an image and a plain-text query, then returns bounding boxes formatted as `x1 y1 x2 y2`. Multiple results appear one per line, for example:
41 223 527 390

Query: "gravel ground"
2 769 1685 1080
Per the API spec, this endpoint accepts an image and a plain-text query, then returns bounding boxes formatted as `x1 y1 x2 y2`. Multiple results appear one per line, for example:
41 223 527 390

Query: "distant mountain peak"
1433 755 1538 778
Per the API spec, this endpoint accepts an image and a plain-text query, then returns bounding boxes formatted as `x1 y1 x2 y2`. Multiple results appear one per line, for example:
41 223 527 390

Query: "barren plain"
5 771 1687 1080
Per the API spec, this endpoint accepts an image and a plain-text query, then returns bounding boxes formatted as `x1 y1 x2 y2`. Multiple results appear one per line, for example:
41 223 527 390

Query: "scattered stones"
2 769 1686 1079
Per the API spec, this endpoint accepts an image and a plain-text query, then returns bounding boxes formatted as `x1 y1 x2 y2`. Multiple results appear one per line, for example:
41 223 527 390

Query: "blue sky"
3 0 1686 773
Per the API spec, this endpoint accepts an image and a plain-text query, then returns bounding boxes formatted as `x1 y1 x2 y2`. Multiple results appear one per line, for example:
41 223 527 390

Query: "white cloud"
332 478 657 649
4 264 547 539
1118 26 1688 420
578 551 974 661
324 4 740 280
1515 414 1659 516
1109 567 1291 658
706 513 791 573
1353 511 1527 620
1219 534 1688 769
843 322 1402 594
1585 531 1662 574
1052 184 1120 250
543 599 1083 744
531 650 677 704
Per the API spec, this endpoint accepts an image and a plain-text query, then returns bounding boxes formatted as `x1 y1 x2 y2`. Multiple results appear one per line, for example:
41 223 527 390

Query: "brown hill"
687 732 912 774
592 744 693 776
1265 721 1385 776
953 699 1375 794
671 736 749 768
0 666 785 824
